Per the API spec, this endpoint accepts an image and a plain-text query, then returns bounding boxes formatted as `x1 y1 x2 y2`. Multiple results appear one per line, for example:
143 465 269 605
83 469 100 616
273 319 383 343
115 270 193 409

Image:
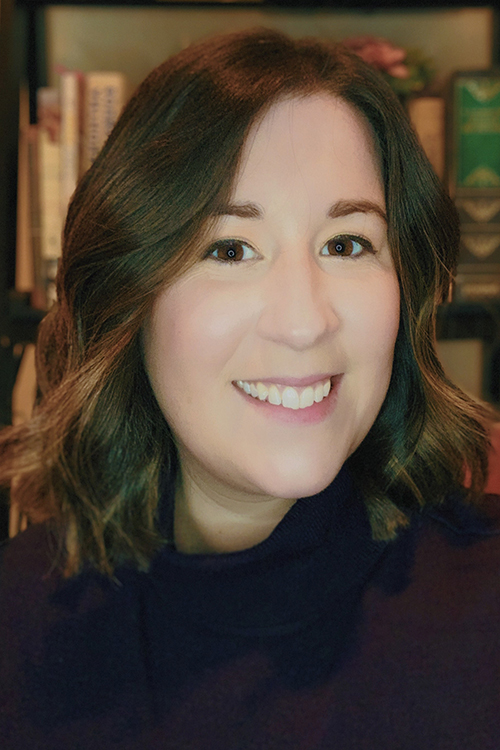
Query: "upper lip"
234 373 337 388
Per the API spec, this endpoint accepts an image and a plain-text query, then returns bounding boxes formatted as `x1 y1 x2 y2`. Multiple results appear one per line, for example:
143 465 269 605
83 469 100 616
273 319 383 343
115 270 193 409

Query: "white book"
408 97 445 181
59 71 81 221
82 71 128 173
37 87 62 308
26 125 43 306
16 85 34 293
38 127 62 261
10 344 37 538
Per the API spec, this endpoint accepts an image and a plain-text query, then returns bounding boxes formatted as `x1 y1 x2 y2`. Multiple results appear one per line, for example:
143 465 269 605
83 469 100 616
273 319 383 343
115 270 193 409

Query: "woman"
0 28 499 749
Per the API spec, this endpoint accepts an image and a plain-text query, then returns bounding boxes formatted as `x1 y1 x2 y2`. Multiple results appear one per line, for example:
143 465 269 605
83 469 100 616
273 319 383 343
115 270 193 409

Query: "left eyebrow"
212 199 387 223
328 200 387 223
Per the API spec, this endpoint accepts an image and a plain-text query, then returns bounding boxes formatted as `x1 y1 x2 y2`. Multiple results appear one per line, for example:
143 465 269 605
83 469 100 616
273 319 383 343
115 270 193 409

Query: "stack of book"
449 72 500 301
16 70 128 309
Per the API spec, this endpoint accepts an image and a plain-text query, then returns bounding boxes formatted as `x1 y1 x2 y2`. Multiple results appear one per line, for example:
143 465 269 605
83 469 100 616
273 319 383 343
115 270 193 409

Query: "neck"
173 467 296 555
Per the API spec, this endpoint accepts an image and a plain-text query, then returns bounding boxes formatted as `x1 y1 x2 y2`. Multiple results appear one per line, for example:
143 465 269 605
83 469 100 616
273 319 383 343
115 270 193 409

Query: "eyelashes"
204 234 375 264
204 239 258 263
319 235 374 258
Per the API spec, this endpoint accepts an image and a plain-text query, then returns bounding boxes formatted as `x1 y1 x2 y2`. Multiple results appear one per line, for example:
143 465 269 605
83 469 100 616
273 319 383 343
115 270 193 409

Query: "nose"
256 249 340 351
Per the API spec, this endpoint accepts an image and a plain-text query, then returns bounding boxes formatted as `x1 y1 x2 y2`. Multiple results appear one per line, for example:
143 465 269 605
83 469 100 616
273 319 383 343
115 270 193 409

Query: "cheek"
338 274 400 451
368 286 400 364
345 274 400 395
348 272 399 343
144 282 253 398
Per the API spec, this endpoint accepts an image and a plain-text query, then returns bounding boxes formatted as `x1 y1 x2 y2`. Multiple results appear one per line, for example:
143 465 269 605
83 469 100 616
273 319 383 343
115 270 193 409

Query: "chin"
249 457 345 500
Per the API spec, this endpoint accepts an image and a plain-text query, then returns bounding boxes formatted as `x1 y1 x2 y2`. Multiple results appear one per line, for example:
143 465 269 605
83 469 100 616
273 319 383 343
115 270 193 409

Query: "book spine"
16 85 34 293
37 88 62 263
449 72 500 301
37 87 62 308
10 343 37 536
408 97 445 181
82 72 128 173
37 130 60 308
452 75 500 190
26 125 45 309
59 71 81 222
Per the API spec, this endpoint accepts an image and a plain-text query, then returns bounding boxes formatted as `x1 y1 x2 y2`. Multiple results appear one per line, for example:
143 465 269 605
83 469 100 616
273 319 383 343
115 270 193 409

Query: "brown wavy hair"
0 28 493 575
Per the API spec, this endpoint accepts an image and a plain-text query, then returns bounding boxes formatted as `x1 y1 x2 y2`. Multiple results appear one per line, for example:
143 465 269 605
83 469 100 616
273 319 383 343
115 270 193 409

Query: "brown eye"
206 239 257 263
321 236 371 258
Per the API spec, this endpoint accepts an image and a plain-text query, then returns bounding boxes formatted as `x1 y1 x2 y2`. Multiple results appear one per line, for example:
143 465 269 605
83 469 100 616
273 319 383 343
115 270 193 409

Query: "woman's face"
144 95 400 503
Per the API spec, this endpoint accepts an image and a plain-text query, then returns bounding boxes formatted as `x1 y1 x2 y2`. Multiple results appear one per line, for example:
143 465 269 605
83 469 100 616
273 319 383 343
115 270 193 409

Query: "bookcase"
1 0 500 430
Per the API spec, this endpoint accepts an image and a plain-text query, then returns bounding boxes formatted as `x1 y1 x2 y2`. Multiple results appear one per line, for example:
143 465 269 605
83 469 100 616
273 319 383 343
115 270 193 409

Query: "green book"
452 73 500 189
450 73 500 300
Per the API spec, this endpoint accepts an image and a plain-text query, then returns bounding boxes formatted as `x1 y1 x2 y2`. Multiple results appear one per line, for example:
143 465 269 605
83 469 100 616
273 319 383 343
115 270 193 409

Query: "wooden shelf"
13 0 500 7
2 0 500 420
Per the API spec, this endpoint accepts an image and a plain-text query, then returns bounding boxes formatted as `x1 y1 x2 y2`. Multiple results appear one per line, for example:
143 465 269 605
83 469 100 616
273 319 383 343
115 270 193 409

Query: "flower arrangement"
342 35 435 100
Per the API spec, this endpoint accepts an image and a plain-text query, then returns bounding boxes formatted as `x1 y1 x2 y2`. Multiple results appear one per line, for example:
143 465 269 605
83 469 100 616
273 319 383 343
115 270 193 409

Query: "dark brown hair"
0 28 493 574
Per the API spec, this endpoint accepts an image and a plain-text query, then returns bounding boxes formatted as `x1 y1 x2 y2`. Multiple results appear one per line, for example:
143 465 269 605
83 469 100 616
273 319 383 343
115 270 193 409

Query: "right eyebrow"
212 202 263 219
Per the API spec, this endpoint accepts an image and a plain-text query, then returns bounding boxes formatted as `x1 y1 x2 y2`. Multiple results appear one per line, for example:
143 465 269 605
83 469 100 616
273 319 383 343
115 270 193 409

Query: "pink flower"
343 36 410 79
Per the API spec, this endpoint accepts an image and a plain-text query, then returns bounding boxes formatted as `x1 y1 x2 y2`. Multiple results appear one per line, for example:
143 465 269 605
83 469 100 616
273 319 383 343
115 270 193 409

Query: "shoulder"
372 490 500 615
415 490 500 573
1 524 98 660
0 522 63 617
425 489 500 534
421 491 500 593
0 522 145 676
364 491 500 685
419 491 500 563
0 521 140 636
0 524 68 736
0 523 147 744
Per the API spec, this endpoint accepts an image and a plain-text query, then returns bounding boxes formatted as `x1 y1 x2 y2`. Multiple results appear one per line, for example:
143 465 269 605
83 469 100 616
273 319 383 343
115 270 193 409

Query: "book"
59 71 82 223
448 72 500 301
450 73 500 190
408 97 445 180
25 124 46 310
37 88 62 308
18 87 63 309
10 343 37 537
16 70 128 310
15 85 34 294
435 338 483 400
81 71 128 173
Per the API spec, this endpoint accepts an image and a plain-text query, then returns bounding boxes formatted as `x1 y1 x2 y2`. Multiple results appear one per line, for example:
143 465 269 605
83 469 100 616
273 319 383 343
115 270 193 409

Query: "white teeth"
268 385 281 405
256 382 268 401
235 377 333 410
299 387 314 409
282 387 300 410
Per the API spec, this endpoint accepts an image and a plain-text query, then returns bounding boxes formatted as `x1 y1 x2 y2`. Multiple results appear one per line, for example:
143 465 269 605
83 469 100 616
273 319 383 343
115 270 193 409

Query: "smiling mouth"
234 377 333 410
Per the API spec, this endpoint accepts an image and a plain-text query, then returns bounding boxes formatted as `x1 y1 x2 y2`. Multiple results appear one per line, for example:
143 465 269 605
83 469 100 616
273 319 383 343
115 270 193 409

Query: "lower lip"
232 375 342 425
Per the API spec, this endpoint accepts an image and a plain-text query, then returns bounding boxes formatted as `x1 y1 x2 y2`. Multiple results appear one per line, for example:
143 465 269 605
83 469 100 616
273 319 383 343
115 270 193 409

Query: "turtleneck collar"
148 466 389 636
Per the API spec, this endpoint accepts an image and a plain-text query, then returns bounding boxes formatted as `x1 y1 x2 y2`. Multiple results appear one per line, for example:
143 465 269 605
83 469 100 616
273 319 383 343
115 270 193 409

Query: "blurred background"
1 0 500 538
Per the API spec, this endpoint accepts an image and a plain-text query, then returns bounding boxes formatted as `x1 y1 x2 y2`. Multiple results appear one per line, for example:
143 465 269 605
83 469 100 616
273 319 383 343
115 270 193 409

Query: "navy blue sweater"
1 466 500 749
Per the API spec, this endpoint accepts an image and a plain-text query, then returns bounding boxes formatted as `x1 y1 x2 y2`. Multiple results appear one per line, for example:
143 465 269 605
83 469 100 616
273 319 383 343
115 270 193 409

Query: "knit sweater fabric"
1 466 500 749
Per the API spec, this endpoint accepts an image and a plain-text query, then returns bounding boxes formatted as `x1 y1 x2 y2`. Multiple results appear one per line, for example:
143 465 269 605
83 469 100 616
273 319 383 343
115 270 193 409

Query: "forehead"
232 94 384 210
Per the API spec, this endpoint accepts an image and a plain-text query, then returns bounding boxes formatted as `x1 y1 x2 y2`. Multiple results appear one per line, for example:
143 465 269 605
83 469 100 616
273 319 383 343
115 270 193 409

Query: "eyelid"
203 233 376 263
203 238 260 263
320 233 375 258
